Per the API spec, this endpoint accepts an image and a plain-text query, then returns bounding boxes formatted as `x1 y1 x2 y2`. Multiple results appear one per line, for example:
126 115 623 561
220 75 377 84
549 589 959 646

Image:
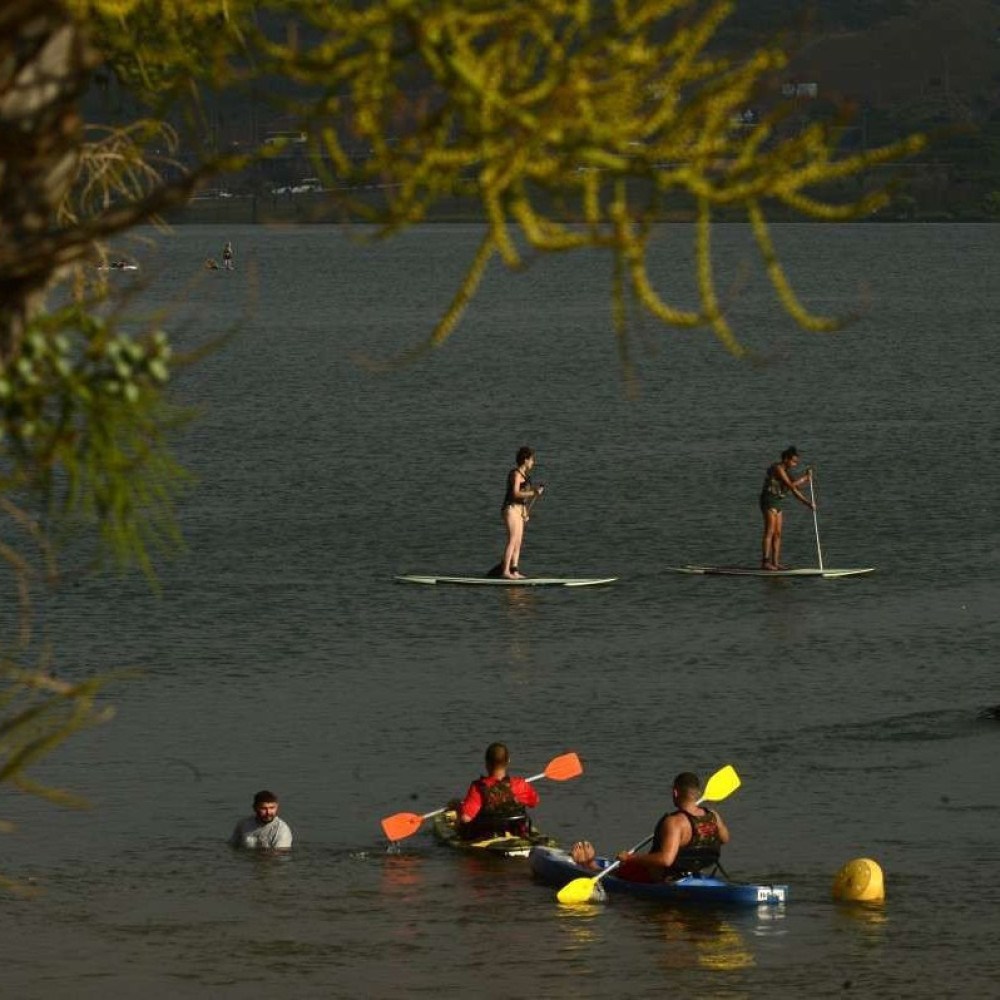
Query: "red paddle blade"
380 812 423 842
544 752 583 781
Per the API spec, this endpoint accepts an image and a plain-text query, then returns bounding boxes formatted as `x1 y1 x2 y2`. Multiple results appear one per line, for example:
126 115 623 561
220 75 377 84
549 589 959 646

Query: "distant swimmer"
229 789 293 851
222 241 234 270
497 446 544 579
759 445 814 571
205 258 220 270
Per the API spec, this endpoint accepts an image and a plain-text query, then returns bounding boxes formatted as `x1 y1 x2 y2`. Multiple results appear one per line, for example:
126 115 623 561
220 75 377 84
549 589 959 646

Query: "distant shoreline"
169 193 998 226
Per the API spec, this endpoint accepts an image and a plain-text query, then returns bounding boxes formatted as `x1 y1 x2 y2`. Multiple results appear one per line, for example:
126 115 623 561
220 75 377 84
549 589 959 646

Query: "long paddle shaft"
808 473 824 571
556 764 742 905
380 751 583 842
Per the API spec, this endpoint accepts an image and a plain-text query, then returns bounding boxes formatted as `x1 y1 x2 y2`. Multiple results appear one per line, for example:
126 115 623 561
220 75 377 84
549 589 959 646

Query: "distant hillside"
86 1 1000 220
780 0 1000 124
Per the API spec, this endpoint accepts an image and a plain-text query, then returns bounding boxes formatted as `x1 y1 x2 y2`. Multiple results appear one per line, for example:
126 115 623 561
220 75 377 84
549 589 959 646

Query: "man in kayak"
455 742 540 840
229 789 293 851
614 772 730 882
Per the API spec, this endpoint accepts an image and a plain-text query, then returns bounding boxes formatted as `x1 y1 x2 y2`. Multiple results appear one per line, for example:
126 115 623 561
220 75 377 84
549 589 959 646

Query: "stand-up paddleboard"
396 575 617 588
672 566 874 578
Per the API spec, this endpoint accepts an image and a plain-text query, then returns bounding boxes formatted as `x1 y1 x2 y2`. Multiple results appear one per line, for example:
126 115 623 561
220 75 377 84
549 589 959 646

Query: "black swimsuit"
502 468 531 511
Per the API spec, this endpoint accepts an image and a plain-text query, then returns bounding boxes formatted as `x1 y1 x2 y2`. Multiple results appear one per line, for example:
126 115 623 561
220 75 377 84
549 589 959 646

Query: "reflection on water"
652 907 756 972
554 894 605 951
750 902 789 937
502 589 539 669
379 852 426 901
501 587 540 618
834 899 889 931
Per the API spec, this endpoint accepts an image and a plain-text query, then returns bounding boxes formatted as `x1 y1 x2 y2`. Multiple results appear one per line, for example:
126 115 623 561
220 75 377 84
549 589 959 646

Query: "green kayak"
432 813 557 858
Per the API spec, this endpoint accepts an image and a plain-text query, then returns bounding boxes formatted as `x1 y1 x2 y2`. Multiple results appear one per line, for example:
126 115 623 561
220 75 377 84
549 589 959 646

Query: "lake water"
2 222 998 998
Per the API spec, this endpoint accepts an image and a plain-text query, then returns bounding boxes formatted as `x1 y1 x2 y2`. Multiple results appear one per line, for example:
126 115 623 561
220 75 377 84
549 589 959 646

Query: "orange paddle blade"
380 812 424 842
544 752 583 781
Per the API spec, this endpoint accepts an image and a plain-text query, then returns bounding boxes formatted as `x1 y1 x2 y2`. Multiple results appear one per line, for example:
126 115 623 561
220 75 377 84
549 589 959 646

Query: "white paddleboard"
673 566 874 579
396 575 617 588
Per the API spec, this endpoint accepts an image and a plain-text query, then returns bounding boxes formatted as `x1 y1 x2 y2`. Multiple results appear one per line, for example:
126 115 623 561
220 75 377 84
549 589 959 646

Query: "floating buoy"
833 857 885 902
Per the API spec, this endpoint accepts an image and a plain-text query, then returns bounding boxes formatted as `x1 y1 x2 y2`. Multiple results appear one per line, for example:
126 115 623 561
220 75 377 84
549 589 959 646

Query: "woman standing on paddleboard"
500 446 544 579
760 446 814 570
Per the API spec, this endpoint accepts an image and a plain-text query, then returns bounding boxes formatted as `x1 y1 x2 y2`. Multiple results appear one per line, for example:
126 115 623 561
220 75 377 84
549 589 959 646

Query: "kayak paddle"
380 751 583 842
555 763 741 904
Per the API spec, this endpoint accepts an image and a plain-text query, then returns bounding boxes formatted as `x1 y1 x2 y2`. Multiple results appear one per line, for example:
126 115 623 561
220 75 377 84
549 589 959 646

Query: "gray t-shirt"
230 815 293 851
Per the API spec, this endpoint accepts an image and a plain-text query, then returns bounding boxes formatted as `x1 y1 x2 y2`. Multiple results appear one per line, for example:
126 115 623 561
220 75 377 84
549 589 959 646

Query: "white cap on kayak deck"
832 857 885 902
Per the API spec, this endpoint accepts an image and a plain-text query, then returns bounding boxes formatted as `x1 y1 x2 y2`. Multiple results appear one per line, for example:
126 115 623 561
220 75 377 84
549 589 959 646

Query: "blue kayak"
529 846 789 906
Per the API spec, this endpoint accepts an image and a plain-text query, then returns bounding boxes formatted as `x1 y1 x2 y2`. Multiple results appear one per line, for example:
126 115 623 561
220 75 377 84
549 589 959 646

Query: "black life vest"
462 776 529 839
653 808 722 875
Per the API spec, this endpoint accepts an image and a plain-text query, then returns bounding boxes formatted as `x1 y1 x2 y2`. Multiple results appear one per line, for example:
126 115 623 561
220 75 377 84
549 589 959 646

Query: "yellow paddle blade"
701 764 740 803
557 875 602 905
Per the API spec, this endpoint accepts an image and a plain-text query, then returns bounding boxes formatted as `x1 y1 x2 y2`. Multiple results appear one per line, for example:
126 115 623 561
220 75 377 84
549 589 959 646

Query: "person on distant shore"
454 742 540 840
222 241 234 270
498 446 544 579
229 790 293 851
614 772 730 883
759 445 814 570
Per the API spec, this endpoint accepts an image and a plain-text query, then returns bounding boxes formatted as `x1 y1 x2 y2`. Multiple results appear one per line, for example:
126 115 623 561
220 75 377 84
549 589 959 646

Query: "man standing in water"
230 790 293 851
455 742 540 840
760 445 814 570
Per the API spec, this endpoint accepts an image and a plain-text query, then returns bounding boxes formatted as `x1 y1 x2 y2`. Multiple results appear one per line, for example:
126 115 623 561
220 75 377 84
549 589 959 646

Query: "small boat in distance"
96 259 139 271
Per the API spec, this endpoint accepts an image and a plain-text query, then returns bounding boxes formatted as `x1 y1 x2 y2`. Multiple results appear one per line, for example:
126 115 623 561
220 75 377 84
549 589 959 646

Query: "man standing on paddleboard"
760 446 815 571
229 789 293 851
454 742 540 840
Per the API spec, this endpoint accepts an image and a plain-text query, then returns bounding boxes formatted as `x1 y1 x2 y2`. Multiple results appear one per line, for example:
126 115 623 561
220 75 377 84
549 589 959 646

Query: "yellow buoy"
833 857 885 902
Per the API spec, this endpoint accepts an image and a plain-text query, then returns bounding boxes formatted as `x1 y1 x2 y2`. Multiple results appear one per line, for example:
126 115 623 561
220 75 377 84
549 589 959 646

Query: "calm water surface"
2 223 998 998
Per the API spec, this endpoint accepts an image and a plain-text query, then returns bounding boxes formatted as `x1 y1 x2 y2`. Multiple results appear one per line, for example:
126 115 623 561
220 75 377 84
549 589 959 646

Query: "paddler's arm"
511 776 540 808
709 808 731 845
778 465 815 509
458 782 482 825
616 816 682 871
511 472 542 503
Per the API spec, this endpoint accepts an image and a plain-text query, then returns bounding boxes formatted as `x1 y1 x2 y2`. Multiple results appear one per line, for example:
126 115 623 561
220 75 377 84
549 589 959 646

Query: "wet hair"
672 772 701 797
485 742 510 769
781 446 799 462
253 789 279 807
515 446 534 466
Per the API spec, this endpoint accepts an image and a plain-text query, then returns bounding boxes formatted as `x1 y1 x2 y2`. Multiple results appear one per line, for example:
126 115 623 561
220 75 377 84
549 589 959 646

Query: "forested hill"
727 0 1000 127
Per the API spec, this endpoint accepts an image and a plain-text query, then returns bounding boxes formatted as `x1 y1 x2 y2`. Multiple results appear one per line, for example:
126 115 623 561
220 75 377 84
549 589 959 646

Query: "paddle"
380 751 583 842
525 483 545 522
808 471 824 571
555 764 742 905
